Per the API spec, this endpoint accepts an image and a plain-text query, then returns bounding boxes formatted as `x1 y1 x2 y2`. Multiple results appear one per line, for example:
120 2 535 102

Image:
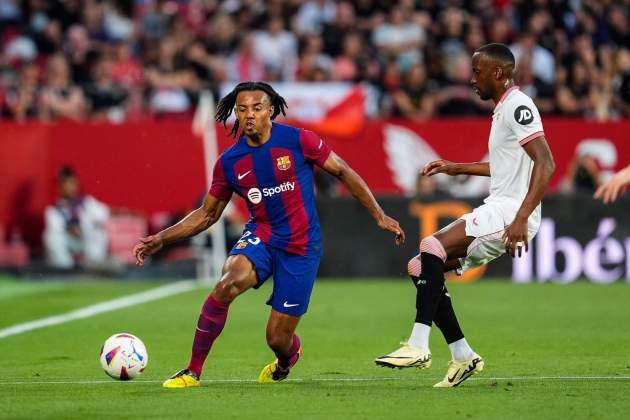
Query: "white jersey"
484 86 545 226
457 86 545 274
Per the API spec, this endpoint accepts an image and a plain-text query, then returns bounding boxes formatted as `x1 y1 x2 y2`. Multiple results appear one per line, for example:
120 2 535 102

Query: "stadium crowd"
0 0 628 122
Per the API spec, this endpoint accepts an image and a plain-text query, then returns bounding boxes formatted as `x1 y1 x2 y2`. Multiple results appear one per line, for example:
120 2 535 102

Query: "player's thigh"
267 251 320 317
214 232 274 299
432 219 475 260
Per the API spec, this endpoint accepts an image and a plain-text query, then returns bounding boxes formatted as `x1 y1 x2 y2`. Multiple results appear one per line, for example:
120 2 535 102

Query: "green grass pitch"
1 276 629 419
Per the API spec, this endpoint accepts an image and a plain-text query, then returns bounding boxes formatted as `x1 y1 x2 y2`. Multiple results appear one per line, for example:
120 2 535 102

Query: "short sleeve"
299 129 332 167
506 97 545 146
209 158 233 200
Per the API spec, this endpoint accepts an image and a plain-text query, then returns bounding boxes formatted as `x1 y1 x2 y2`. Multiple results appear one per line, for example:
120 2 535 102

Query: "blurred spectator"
39 53 87 121
2 61 40 121
252 16 297 81
43 166 110 269
293 0 336 36
434 52 487 116
612 48 630 117
372 6 424 71
228 33 265 82
391 63 435 120
510 32 555 86
560 154 602 194
84 53 129 122
0 0 627 122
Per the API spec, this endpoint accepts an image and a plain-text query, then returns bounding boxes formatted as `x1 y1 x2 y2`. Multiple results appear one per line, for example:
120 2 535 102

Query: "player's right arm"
133 194 229 266
422 160 490 177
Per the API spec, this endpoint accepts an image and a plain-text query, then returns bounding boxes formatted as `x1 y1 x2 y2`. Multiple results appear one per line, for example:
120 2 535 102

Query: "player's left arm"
321 152 405 245
503 136 555 257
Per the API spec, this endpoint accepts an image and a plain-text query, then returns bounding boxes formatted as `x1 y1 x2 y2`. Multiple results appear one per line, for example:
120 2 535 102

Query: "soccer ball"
99 333 148 380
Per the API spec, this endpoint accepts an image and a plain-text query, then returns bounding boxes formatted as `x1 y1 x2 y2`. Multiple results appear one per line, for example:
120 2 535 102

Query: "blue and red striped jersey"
209 122 332 256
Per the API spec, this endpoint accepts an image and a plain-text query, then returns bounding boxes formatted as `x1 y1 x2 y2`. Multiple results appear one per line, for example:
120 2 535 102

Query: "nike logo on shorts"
283 302 299 308
237 170 252 180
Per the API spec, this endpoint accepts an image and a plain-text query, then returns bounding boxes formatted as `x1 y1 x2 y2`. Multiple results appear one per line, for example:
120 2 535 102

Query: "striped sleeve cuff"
519 131 544 146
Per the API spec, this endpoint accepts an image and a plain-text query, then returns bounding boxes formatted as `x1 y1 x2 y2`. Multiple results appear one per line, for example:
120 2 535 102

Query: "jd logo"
514 105 534 125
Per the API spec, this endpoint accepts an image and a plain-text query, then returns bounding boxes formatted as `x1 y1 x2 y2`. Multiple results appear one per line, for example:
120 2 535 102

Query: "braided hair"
215 81 288 138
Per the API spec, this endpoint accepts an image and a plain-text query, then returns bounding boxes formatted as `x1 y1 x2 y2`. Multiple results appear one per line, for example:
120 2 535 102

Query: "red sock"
187 295 229 377
276 334 301 370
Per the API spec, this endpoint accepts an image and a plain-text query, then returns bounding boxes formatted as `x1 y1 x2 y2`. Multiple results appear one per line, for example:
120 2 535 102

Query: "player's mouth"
245 120 255 130
472 86 480 95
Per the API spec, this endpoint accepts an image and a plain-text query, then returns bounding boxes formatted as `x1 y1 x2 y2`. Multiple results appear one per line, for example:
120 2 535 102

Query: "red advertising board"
1 119 629 249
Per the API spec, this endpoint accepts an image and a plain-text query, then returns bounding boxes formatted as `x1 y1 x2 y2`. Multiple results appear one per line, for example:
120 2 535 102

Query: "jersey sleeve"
208 157 233 201
299 129 332 167
506 96 545 146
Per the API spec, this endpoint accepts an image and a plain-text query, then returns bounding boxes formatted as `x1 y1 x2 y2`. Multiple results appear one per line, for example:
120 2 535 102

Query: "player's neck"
493 79 515 105
245 123 272 147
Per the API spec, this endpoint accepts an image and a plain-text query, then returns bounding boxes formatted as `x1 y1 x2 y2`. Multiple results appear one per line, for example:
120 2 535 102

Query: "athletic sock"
433 286 465 344
275 334 301 370
448 338 474 361
187 295 230 377
408 322 431 349
415 252 446 325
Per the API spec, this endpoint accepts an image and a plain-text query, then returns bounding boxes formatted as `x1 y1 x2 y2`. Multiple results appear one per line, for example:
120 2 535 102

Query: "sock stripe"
420 236 447 262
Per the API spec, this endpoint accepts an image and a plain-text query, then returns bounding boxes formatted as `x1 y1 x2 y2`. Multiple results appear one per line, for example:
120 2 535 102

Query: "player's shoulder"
503 89 536 109
272 122 302 137
502 88 541 126
503 88 538 113
217 140 245 162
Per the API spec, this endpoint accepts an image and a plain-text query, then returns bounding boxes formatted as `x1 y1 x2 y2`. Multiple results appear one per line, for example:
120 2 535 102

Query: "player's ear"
495 67 503 79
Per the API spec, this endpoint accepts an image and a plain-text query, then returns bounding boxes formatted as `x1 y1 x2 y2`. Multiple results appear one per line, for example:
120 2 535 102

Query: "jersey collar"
493 85 520 112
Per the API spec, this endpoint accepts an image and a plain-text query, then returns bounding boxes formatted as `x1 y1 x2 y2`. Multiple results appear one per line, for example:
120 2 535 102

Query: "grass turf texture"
1 278 629 419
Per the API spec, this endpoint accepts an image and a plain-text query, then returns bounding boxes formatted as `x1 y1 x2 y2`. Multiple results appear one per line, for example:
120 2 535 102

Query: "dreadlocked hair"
215 81 288 138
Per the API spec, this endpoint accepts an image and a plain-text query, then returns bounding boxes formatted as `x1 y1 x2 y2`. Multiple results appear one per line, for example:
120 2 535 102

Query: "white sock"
449 338 474 361
408 323 430 349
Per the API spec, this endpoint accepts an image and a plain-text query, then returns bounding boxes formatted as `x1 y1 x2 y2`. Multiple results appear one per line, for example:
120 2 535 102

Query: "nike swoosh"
448 368 461 383
237 171 251 180
318 139 323 149
283 302 299 308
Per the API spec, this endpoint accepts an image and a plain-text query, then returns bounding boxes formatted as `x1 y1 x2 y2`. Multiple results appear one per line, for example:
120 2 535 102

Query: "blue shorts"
229 231 320 317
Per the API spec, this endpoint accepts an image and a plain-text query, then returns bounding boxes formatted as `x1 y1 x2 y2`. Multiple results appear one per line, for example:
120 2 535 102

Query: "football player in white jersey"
375 43 556 387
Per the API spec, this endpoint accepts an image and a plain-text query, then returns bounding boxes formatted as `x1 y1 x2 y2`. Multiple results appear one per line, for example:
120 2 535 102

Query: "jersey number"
238 230 261 247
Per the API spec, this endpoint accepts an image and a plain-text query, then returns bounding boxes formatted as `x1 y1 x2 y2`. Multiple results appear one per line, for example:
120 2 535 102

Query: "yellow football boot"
375 342 432 369
433 353 484 388
162 369 201 388
257 347 302 384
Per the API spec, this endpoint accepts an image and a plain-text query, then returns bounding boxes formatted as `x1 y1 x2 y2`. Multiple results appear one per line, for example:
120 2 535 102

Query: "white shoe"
433 353 484 388
374 342 432 369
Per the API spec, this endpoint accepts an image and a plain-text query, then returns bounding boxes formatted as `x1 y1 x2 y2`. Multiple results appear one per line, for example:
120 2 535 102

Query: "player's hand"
594 166 630 204
377 215 406 246
502 217 528 258
133 235 164 266
421 160 458 177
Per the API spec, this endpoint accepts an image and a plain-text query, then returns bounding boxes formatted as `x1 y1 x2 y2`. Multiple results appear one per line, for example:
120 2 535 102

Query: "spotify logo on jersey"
247 188 262 204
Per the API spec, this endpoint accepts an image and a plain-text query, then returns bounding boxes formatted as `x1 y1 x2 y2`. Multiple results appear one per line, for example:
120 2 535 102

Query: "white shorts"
457 201 540 273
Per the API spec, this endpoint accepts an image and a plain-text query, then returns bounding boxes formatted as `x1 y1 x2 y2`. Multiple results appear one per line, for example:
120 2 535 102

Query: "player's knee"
407 254 422 277
214 257 255 301
420 236 447 262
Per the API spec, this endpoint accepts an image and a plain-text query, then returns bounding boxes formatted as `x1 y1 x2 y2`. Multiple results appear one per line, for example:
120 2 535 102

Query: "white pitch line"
0 280 198 339
0 376 629 385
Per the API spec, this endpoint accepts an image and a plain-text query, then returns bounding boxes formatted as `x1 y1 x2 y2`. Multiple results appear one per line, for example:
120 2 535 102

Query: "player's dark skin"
133 90 405 357
420 51 555 266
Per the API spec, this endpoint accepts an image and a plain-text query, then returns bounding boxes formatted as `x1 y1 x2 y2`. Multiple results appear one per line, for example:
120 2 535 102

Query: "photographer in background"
43 166 110 269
